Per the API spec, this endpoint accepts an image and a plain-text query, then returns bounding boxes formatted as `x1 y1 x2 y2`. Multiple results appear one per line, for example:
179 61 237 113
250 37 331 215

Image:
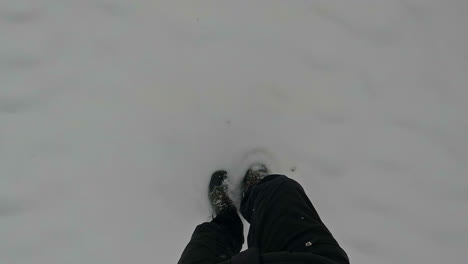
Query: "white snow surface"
1 1 468 263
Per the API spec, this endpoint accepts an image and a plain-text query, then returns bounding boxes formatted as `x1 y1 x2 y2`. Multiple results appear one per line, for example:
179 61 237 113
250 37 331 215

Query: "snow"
1 0 467 263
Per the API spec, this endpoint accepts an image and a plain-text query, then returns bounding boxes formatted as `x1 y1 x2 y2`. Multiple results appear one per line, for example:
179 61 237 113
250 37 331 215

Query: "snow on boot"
209 170 235 216
241 163 270 198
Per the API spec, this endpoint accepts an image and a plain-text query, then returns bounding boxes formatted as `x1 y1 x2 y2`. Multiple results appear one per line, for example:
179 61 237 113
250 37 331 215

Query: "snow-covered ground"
1 0 467 263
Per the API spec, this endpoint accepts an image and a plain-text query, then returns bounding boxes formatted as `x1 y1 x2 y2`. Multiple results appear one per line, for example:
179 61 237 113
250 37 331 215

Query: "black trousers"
178 175 349 264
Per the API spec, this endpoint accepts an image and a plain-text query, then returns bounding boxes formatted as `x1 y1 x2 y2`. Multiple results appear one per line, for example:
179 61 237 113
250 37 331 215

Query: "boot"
241 164 270 199
209 170 235 216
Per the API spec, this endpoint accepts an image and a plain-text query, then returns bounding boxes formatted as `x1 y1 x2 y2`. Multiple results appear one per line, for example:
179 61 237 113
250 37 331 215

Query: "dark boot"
209 170 236 217
241 164 270 199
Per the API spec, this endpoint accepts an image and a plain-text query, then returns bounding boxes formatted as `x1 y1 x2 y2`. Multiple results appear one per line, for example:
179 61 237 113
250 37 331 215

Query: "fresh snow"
1 1 467 264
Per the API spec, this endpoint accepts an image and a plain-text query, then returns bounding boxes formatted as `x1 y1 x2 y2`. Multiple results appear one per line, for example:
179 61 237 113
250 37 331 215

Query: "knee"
259 174 288 185
274 176 302 189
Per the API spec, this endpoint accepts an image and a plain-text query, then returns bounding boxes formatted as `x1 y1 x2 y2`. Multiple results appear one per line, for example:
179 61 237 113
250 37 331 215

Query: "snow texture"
1 1 467 264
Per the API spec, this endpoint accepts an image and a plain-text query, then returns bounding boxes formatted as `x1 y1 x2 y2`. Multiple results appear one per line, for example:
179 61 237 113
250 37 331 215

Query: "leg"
240 175 349 263
178 207 244 264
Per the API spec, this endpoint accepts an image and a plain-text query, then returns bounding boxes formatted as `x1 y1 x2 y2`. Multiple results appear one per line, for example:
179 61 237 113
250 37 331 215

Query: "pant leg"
240 175 349 263
178 207 244 264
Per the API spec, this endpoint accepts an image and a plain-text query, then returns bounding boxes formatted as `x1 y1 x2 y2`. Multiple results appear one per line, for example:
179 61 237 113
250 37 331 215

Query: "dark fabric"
240 175 349 263
178 207 244 264
178 175 350 264
231 248 261 264
261 250 347 264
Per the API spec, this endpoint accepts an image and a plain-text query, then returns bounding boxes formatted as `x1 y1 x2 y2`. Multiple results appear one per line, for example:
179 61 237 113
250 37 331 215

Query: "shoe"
209 170 235 216
241 164 270 198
